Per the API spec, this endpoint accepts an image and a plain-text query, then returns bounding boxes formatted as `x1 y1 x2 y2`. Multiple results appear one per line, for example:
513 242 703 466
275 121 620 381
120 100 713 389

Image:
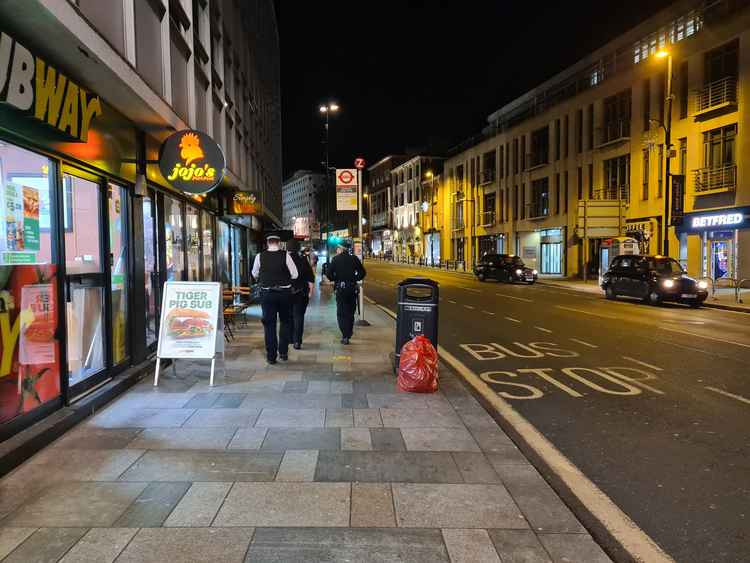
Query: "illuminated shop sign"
0 32 103 142
231 192 262 215
159 130 226 194
682 207 750 232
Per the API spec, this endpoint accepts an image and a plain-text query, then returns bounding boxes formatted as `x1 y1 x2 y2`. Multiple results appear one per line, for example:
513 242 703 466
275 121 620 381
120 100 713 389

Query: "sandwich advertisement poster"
156 282 221 359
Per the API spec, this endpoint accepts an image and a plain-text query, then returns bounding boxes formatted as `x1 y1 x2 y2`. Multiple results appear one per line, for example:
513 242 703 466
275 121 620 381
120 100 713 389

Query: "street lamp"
655 49 674 257
319 102 340 262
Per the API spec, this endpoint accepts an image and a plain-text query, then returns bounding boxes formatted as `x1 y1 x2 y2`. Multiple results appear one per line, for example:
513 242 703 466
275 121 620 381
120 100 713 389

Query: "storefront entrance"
708 232 735 280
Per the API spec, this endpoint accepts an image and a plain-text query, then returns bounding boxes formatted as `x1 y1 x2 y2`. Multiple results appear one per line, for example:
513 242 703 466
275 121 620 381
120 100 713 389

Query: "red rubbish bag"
397 335 438 393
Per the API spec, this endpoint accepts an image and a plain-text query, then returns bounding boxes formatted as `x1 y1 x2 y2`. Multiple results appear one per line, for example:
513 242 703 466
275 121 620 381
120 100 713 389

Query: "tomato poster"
156 282 221 359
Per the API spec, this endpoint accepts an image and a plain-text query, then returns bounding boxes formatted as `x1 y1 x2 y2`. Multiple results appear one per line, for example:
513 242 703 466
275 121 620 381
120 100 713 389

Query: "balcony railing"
527 152 549 169
693 164 736 194
591 185 630 201
480 168 496 184
479 210 495 226
600 120 630 144
526 201 549 219
452 219 465 231
694 76 737 115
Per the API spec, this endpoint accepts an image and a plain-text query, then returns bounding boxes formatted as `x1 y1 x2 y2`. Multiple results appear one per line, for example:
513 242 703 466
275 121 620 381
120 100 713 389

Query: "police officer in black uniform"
251 234 298 364
286 239 315 349
327 242 366 344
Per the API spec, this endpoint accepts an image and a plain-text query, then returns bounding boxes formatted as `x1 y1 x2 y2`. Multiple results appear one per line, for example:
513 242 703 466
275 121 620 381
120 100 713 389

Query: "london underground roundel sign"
159 130 226 194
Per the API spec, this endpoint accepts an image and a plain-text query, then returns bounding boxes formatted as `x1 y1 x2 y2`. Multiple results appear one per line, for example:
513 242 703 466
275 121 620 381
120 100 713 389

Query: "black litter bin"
395 277 439 370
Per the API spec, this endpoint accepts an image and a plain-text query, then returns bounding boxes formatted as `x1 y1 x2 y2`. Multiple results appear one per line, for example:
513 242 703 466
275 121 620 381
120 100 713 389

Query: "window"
482 150 496 183
520 184 526 219
588 163 593 198
555 173 560 214
564 171 569 213
602 89 631 142
135 0 165 95
506 142 510 175
657 144 664 198
563 115 569 157
587 104 594 150
195 69 209 131
703 124 736 168
577 166 583 199
554 119 561 160
603 155 630 200
705 39 738 84
530 126 549 167
520 136 526 170
642 78 650 131
408 168 413 180
642 149 650 199
530 178 549 218
576 109 583 153
170 26 190 122
512 139 518 174
679 138 687 175
77 0 125 55
499 146 504 178
482 193 496 224
513 186 518 220
679 61 688 119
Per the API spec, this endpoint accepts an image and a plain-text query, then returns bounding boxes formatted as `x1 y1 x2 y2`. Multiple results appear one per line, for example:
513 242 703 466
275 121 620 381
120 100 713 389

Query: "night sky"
276 0 674 178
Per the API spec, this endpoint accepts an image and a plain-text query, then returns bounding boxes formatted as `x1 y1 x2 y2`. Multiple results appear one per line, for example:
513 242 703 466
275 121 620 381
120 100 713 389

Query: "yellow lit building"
444 0 750 282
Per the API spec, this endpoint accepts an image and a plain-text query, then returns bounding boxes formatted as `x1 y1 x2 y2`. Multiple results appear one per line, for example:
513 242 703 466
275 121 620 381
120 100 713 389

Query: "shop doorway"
142 194 159 349
709 233 735 280
62 171 106 390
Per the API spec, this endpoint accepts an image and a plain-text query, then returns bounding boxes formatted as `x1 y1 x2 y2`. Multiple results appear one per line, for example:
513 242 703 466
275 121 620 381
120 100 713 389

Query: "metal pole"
356 168 369 326
663 55 673 257
325 110 331 264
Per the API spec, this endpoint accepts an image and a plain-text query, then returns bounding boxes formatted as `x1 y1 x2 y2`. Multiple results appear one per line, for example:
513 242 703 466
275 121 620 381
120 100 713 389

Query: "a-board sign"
156 282 222 359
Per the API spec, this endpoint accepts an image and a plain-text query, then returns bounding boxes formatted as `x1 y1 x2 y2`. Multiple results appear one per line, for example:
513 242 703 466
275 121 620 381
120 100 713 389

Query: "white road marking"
705 386 750 405
661 326 750 349
495 293 533 303
375 301 673 563
622 357 663 372
504 316 521 323
534 326 553 333
483 310 496 316
448 299 457 304
569 338 598 349
461 287 482 293
556 306 617 319
464 305 475 310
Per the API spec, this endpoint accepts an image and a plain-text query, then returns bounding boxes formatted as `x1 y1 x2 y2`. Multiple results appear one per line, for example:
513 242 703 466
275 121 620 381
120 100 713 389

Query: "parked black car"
601 254 708 307
473 254 538 284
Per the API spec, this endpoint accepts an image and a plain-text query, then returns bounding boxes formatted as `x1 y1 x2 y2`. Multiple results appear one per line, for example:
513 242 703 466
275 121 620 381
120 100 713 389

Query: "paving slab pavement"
0 290 611 562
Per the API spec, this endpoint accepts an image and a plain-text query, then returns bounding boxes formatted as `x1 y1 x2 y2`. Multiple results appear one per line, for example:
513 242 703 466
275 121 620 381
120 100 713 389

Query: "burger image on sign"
166 308 214 339
159 130 226 194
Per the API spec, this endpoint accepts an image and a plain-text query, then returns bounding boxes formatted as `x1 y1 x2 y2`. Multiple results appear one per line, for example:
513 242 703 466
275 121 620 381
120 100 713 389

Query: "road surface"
362 261 749 563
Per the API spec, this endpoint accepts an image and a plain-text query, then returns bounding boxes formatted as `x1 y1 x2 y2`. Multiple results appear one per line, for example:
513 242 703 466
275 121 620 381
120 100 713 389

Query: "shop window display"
109 184 128 365
0 142 61 426
165 196 184 281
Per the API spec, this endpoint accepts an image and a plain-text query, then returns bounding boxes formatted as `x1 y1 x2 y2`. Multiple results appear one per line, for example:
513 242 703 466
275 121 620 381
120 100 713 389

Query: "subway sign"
0 32 103 142
159 130 226 194
681 207 750 232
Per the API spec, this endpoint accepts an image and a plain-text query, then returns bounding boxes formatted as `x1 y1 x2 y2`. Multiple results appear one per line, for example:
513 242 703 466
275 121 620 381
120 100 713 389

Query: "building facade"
364 155 405 256
390 156 444 260
282 170 324 239
444 0 750 281
0 0 281 442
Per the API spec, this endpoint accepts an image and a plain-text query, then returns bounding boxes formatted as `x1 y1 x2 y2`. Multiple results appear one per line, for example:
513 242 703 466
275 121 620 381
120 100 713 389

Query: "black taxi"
601 254 709 307
473 254 537 284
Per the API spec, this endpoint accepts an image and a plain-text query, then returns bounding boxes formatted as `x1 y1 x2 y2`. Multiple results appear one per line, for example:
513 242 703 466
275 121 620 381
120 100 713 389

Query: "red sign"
337 169 355 185
354 157 366 170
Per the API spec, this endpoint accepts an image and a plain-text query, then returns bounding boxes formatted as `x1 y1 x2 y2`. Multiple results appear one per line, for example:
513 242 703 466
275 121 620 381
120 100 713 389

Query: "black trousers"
335 285 358 338
291 291 309 345
260 289 292 360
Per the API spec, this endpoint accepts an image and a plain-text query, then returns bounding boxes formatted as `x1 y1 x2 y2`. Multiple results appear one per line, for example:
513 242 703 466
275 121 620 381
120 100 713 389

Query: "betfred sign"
681 206 750 232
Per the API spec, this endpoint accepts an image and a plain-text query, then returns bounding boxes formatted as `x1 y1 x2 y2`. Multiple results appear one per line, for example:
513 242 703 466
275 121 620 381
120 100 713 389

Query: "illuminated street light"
655 49 670 58
319 101 341 262
319 105 327 113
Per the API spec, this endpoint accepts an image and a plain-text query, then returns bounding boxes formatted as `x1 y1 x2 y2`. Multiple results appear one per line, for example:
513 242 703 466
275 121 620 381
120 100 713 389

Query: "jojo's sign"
159 129 226 194
0 32 103 142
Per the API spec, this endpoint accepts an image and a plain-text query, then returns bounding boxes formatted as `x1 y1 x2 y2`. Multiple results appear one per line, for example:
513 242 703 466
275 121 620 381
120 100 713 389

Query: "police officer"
327 242 366 344
286 239 315 349
251 234 298 364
